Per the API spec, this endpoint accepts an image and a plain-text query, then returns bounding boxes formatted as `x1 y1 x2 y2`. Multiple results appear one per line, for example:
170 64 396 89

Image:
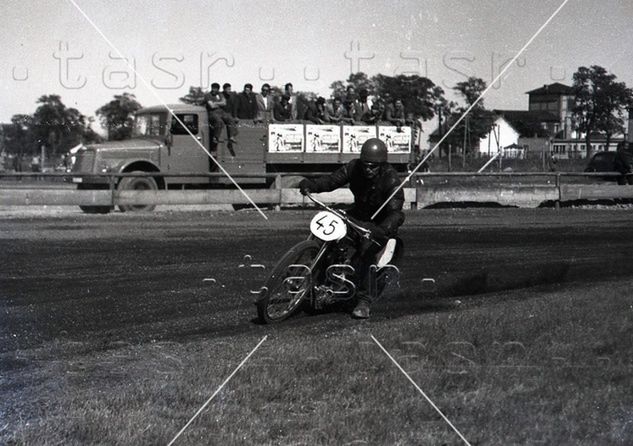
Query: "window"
171 113 199 135
133 113 167 137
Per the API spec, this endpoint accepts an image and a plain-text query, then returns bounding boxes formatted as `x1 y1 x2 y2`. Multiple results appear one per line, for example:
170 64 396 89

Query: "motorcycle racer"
299 138 405 319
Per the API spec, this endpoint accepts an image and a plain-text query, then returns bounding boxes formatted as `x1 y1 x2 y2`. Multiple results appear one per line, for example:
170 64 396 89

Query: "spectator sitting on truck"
222 83 237 117
203 83 229 146
361 102 385 125
386 99 406 127
255 83 275 124
235 83 258 120
324 97 345 124
304 96 327 124
284 83 298 120
274 95 293 122
206 83 238 144
220 83 238 143
342 99 359 124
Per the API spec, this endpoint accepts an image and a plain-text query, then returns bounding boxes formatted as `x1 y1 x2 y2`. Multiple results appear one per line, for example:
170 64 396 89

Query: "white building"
478 116 520 157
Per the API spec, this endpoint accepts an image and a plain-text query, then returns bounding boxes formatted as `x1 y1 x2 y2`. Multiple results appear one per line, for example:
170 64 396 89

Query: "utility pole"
462 115 468 170
437 105 443 159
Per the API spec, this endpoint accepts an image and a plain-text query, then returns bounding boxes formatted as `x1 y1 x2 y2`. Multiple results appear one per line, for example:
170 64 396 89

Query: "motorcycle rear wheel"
256 239 321 324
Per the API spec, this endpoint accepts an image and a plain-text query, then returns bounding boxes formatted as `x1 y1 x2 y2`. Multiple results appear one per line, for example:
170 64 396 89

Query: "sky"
1 0 632 130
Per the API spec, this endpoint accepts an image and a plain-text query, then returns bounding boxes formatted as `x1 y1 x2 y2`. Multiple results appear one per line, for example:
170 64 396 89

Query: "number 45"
315 215 338 236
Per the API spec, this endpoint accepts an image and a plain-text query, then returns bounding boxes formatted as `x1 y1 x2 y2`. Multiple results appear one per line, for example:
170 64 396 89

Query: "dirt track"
3 206 633 444
2 207 633 353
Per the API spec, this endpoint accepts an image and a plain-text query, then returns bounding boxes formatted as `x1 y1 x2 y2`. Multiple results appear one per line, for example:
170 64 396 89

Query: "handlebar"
305 192 373 239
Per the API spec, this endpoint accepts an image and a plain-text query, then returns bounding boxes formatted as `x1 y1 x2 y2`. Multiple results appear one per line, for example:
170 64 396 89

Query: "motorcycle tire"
256 239 322 324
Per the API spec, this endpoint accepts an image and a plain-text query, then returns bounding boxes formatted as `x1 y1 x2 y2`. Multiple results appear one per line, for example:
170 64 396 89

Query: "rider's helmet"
360 138 388 164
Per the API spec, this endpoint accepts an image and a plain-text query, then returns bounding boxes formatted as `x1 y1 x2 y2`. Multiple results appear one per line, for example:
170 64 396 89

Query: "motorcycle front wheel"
256 239 322 324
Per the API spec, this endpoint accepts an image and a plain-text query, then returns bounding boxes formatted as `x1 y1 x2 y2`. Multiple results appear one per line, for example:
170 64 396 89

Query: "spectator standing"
235 83 258 120
284 83 298 120
255 83 275 124
345 85 357 103
357 88 373 119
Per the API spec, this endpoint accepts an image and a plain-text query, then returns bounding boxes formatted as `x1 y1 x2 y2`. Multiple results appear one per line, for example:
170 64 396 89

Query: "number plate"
72 177 83 183
310 211 347 241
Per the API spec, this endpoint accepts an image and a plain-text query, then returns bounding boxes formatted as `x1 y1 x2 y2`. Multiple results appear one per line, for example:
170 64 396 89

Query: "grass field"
3 277 633 445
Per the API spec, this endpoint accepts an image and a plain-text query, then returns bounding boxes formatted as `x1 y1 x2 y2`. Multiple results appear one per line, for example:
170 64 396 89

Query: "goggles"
362 161 381 170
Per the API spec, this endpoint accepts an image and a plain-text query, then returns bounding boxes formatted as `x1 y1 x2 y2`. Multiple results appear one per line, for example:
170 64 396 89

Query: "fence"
1 171 633 209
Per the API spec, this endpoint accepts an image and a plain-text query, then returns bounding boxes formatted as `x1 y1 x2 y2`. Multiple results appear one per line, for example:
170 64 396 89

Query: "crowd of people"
198 82 421 146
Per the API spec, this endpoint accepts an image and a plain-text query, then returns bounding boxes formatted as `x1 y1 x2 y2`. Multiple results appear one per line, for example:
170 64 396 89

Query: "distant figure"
12 154 21 172
31 155 41 172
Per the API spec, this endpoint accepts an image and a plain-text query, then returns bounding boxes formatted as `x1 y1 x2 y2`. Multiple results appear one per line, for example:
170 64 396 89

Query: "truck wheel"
117 172 158 212
77 184 113 214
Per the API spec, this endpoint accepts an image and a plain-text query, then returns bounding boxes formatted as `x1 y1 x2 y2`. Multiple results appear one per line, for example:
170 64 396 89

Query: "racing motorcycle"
256 193 403 324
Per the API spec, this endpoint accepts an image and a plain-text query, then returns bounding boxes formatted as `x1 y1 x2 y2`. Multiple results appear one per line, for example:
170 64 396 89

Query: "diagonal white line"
371 335 472 446
371 0 571 220
166 335 268 446
66 0 268 220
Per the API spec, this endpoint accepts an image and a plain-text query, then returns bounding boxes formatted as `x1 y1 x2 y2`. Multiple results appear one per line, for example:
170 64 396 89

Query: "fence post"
555 173 561 210
409 175 418 210
108 174 116 208
274 174 282 212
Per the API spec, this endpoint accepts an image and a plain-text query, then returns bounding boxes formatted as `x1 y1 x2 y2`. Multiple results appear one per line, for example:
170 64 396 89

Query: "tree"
32 95 91 155
373 74 438 121
453 77 487 108
1 114 36 157
95 93 142 141
446 77 495 156
329 72 376 99
572 65 633 158
179 86 206 105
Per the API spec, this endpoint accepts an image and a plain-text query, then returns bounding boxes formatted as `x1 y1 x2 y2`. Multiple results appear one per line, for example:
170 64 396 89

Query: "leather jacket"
309 159 405 236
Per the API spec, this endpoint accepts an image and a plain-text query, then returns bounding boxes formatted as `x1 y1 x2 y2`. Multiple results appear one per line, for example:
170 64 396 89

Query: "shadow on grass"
376 261 572 319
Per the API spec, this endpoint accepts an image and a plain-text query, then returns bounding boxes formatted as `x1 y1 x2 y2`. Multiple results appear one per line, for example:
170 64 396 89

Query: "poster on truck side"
378 126 412 153
342 126 377 153
268 124 304 153
306 125 341 152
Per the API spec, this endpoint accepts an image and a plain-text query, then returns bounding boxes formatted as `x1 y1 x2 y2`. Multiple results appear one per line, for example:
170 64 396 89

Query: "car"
584 151 617 173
